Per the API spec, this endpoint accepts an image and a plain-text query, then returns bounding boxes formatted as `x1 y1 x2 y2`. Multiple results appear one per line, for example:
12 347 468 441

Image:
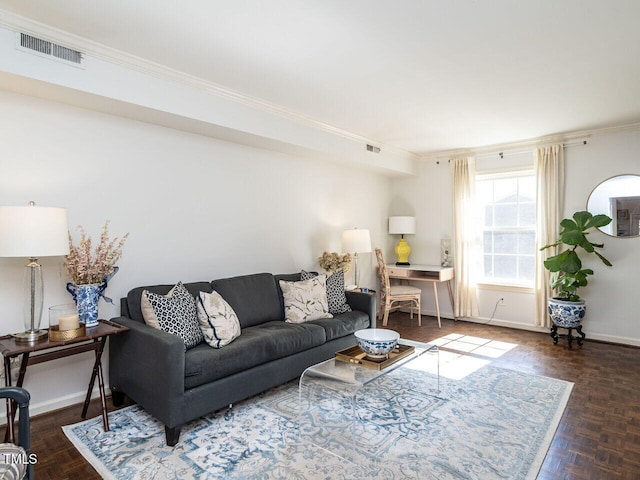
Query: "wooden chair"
375 248 422 327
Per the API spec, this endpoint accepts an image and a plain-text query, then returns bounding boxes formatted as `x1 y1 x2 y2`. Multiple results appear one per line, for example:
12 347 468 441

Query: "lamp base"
394 238 412 265
12 329 48 343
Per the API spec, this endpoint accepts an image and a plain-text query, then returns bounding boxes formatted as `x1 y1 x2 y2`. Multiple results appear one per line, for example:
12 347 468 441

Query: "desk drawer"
387 268 409 278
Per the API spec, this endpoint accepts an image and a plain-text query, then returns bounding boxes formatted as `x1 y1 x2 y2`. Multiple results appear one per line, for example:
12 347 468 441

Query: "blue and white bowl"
354 328 400 359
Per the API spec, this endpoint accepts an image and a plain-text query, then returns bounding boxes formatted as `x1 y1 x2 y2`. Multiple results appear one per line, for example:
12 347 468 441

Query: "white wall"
564 129 640 344
0 90 390 416
391 129 640 345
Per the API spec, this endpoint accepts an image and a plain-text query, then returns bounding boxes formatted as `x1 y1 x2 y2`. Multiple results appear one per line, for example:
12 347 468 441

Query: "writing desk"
387 264 455 327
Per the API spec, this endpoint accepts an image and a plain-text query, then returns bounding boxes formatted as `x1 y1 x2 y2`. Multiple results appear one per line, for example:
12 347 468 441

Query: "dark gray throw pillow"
301 270 352 315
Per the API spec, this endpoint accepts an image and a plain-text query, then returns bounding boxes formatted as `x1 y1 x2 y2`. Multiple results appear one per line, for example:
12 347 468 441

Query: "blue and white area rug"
64 365 572 480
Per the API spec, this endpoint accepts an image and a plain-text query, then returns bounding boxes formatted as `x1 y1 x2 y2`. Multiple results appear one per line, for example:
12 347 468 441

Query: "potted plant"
540 211 612 332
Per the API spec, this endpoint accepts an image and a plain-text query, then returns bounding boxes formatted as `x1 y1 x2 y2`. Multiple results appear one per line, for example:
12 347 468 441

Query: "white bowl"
354 329 400 359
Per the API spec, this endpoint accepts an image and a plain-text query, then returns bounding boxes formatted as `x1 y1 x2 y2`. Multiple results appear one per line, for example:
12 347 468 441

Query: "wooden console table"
387 264 455 327
0 319 129 443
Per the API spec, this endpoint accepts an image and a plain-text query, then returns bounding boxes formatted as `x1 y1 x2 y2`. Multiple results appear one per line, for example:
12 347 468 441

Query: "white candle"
59 314 80 331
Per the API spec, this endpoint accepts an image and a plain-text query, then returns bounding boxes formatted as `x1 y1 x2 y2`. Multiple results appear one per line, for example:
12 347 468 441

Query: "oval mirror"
587 174 640 237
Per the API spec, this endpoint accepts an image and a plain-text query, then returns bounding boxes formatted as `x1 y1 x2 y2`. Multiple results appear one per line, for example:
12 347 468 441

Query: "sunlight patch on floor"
423 334 519 380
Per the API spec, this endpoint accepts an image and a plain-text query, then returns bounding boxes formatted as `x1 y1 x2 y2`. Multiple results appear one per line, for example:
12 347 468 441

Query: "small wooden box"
335 343 415 370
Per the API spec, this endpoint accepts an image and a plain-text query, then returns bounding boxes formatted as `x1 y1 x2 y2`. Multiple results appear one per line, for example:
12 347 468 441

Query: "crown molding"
420 122 640 161
0 9 418 162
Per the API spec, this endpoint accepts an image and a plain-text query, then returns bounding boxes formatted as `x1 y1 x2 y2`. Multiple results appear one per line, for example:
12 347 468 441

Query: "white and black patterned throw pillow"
301 270 352 315
143 282 204 349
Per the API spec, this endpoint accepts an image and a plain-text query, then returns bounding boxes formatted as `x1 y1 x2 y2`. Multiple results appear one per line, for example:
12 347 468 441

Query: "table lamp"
342 228 371 288
389 216 416 265
0 202 69 342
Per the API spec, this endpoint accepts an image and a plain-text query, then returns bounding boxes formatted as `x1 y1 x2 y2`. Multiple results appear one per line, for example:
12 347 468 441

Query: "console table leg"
82 338 110 431
3 357 13 443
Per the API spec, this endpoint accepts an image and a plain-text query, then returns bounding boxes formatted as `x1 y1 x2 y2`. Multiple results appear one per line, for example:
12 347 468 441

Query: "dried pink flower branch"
65 221 129 285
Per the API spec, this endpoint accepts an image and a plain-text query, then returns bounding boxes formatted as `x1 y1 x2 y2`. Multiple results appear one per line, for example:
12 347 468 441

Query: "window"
476 171 536 285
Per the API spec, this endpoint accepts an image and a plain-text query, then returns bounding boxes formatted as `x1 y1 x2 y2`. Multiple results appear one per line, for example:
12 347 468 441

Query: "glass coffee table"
297 339 440 464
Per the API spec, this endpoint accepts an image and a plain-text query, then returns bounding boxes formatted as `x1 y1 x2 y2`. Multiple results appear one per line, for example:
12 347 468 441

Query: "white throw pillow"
197 291 241 348
279 275 333 324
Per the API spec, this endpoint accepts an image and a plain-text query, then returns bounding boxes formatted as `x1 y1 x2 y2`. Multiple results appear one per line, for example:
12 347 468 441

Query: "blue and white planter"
548 297 586 328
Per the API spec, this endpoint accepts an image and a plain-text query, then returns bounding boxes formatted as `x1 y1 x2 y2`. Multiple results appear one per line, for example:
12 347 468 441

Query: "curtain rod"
436 140 588 163
497 140 587 159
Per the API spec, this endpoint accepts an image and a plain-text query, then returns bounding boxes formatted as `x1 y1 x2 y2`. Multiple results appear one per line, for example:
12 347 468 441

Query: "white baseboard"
454 315 640 347
0 387 102 426
396 308 640 348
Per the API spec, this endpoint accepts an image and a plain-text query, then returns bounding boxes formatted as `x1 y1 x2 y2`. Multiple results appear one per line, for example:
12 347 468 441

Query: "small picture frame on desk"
352 287 376 294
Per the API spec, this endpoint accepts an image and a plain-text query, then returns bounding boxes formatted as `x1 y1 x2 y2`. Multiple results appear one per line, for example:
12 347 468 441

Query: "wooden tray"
335 343 415 370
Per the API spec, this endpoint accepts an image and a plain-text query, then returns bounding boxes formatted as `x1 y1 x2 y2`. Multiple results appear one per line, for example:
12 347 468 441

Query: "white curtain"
534 144 565 327
451 157 479 318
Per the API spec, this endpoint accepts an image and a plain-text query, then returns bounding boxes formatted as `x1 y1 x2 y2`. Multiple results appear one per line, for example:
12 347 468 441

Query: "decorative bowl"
354 329 400 359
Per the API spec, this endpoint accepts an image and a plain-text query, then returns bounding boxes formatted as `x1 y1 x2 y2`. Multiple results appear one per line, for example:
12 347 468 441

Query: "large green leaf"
544 251 570 272
585 214 613 229
560 218 579 231
560 230 587 246
572 211 592 229
560 250 582 274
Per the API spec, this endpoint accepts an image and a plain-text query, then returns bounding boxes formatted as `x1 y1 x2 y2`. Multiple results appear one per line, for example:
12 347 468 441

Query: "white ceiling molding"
0 9 418 171
421 122 640 163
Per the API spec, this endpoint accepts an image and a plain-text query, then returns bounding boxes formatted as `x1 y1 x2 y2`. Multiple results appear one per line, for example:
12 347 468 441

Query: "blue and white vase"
548 297 586 328
66 267 118 328
66 283 105 327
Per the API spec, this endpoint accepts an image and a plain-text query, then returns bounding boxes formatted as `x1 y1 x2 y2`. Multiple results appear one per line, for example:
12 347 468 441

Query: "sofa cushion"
211 273 282 328
301 270 352 315
308 310 371 341
196 291 241 348
142 282 204 349
279 275 333 323
184 321 326 389
126 282 213 322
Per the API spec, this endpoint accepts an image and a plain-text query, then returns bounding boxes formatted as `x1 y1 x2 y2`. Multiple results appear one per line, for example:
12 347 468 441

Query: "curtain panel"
451 157 479 318
534 144 565 328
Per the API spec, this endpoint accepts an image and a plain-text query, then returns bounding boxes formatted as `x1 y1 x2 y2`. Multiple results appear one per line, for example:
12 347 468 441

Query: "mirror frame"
587 174 640 238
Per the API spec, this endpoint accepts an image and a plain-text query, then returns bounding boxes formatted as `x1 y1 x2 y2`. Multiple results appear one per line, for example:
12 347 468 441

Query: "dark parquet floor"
9 312 640 479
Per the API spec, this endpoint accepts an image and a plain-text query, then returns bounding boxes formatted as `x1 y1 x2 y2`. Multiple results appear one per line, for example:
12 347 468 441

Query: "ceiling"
1 0 640 156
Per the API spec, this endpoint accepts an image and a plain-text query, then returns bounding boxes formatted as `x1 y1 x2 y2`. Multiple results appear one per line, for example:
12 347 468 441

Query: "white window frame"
476 168 536 288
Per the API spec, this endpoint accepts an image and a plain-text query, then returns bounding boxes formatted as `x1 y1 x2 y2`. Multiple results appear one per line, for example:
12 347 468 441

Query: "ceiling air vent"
366 144 381 153
17 32 83 67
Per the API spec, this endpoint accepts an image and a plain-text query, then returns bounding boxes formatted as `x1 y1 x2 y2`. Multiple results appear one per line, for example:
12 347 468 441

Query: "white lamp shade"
342 228 372 253
0 205 69 257
389 216 416 235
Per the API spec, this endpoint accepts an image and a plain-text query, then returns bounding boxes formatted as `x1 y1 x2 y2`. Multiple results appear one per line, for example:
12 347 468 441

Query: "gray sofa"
109 272 375 445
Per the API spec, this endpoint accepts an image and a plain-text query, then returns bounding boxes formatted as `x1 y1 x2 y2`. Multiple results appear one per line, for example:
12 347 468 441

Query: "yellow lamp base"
394 238 412 265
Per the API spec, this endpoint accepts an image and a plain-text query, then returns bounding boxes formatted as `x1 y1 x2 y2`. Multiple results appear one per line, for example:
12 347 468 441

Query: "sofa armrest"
109 316 186 427
345 291 377 328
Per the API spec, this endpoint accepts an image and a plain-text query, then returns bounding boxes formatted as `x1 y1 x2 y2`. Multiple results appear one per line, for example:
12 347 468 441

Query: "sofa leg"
165 425 182 446
111 389 125 407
